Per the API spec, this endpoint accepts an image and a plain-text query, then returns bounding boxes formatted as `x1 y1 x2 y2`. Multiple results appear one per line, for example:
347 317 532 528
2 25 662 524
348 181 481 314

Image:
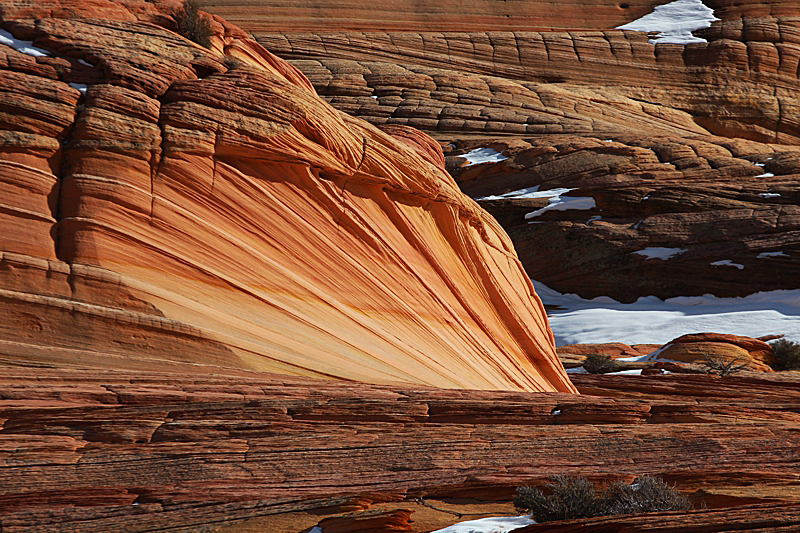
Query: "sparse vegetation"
514 475 692 523
582 354 618 374
701 353 749 376
769 339 800 371
175 0 212 48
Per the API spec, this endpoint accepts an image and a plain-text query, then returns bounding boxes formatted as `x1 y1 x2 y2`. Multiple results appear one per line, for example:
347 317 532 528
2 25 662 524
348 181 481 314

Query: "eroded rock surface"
207 0 800 301
0 0 574 392
1 366 800 532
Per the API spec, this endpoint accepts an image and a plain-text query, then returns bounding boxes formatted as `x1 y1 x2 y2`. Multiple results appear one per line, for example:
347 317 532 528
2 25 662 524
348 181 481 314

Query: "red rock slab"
1 367 800 531
557 343 649 358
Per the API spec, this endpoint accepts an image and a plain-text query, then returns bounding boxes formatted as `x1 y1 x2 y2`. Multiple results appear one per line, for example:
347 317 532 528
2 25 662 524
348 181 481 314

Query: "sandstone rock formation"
0 0 575 393
651 332 776 372
210 0 800 301
460 135 800 300
2 366 800 532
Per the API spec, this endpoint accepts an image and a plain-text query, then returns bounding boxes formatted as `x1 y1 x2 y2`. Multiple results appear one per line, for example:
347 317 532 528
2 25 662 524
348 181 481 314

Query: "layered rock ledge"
0 0 573 392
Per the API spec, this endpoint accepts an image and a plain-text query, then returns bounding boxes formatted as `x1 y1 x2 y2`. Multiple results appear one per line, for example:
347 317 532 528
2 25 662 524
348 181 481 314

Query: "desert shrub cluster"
175 0 212 48
769 339 800 371
514 475 692 523
582 354 618 374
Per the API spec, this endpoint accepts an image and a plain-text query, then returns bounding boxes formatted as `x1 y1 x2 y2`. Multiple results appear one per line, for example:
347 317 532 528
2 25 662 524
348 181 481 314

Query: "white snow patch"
462 147 508 166
551 409 562 415
759 193 781 198
524 189 596 219
566 367 588 374
370 95 378 99
477 186 542 201
616 0 719 44
78 59 93 67
631 247 687 260
755 162 765 167
710 259 744 270
756 172 775 178
534 280 800 346
587 215 602 225
69 83 87 94
606 369 644 375
309 528 322 533
758 251 790 259
642 193 651 200
632 219 643 229
0 28 50 57
431 515 536 533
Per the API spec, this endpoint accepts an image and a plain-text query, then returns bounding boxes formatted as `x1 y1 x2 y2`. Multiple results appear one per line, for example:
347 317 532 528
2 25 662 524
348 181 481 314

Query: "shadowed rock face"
0 0 576 393
456 135 800 300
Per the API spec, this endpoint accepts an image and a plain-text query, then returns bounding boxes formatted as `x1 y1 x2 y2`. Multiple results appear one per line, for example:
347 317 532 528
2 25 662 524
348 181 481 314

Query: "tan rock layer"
0 0 575 392
198 0 669 33
254 22 800 143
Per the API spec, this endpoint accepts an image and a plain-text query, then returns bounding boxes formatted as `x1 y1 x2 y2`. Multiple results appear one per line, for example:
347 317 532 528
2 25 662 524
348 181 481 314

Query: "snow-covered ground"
617 0 719 44
534 280 800 345
430 515 536 533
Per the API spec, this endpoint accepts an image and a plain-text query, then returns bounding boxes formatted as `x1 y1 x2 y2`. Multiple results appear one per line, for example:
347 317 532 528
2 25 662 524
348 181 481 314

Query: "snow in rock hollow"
522 188 596 219
631 247 687 260
461 147 509 166
0 29 50 57
616 0 719 44
430 515 536 533
758 251 790 259
533 280 800 345
710 259 744 270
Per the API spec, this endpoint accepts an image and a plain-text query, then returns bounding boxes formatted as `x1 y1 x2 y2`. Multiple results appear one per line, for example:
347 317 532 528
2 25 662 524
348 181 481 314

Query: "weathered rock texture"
205 0 800 300
461 135 800 300
201 0 672 33
652 332 776 372
2 366 800 532
0 0 575 392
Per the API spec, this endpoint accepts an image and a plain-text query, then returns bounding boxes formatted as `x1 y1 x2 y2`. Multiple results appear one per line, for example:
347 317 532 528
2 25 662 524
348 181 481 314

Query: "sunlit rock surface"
0 0 575 393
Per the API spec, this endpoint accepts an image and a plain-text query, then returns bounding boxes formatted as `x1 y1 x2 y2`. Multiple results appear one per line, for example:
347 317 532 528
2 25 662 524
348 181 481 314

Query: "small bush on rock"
176 0 212 48
513 476 606 522
514 475 691 523
769 339 800 371
604 475 693 515
582 354 617 374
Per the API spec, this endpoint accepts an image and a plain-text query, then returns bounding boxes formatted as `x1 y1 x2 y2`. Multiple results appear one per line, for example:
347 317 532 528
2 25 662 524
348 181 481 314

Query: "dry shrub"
176 0 212 48
514 475 691 523
770 339 800 371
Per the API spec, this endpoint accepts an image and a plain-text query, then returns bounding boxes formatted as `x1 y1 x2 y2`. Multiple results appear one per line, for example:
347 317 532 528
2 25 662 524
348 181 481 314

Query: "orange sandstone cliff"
0 0 575 393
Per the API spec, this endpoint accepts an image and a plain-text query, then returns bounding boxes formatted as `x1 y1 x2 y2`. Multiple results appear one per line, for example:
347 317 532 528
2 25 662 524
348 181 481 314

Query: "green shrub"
769 339 800 371
175 0 212 48
582 354 617 374
514 475 691 523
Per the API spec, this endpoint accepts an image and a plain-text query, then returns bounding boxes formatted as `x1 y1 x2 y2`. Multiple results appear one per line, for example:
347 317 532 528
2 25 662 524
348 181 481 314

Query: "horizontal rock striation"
0 0 575 392
456 135 800 300
1 366 800 531
199 0 668 33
